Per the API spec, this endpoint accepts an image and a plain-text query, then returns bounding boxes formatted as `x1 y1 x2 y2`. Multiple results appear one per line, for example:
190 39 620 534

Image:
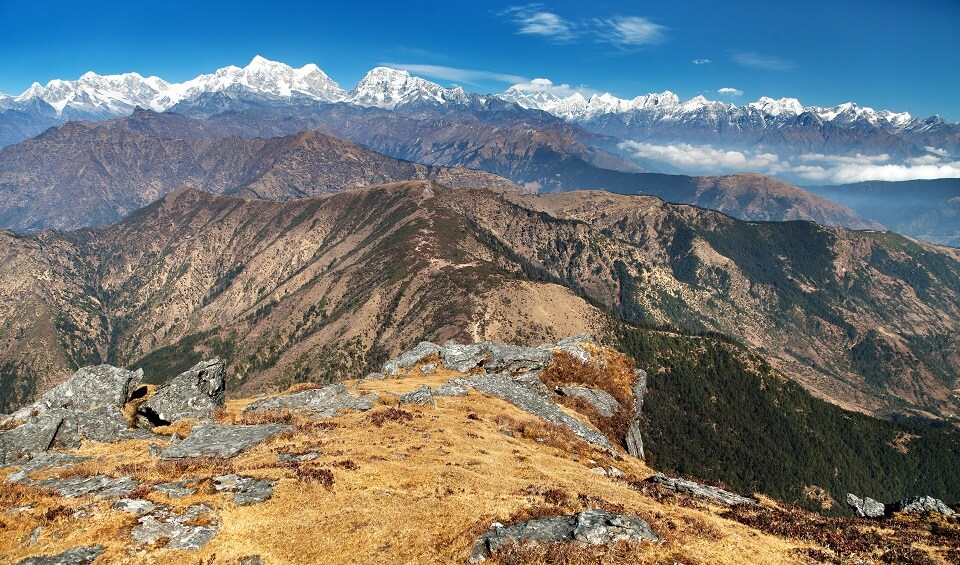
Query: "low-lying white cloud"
618 140 960 183
508 77 597 98
717 87 743 97
692 58 712 65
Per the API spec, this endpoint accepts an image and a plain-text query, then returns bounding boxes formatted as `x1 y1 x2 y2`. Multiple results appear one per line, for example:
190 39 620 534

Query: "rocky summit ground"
1 337 957 564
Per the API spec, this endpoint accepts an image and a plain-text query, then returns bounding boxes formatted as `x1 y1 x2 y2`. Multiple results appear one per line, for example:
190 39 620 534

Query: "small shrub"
296 465 334 489
370 408 414 427
334 460 358 470
42 505 73 522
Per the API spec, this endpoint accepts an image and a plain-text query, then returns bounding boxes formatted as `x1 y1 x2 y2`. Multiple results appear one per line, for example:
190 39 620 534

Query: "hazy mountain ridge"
1 184 957 420
0 110 518 230
0 109 875 232
806 178 960 247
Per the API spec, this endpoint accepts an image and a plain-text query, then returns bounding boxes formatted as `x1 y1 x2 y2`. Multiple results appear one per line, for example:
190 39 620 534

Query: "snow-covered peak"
158 56 345 107
13 71 170 116
345 67 470 109
749 96 803 117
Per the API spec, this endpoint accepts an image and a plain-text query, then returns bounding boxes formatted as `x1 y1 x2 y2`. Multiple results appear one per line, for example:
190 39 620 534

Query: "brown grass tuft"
369 408 414 427
295 465 334 489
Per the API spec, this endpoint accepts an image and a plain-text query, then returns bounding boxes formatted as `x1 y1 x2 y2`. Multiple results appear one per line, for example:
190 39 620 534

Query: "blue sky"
1 0 958 120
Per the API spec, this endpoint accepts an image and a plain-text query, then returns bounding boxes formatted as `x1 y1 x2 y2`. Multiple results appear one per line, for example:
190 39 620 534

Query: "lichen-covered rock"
2 451 91 482
131 504 219 550
112 498 158 516
440 341 488 373
463 373 614 451
161 423 290 460
558 386 621 417
154 479 201 498
625 420 645 460
243 383 372 417
0 410 66 464
846 493 886 518
648 473 754 506
468 509 658 563
213 474 276 505
382 341 443 375
38 475 137 499
6 365 143 423
433 380 469 397
888 496 956 516
12 545 104 565
139 358 225 425
399 385 436 407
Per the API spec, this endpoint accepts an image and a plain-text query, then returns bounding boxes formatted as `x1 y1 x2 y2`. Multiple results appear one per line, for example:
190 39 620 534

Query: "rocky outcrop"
383 341 443 375
139 358 225 425
888 496 956 517
648 473 755 506
468 509 659 563
846 493 885 518
846 493 956 518
625 369 648 460
243 383 373 417
37 475 138 499
160 423 290 459
5 365 143 423
0 364 153 463
558 386 621 417
463 373 614 451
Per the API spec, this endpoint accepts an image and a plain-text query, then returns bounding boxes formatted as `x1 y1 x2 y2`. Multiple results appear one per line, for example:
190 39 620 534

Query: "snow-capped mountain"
1 56 956 157
501 87 919 134
345 67 470 109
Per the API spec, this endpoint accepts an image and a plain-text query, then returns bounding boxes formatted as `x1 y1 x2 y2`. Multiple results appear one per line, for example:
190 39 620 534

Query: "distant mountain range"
2 56 957 175
0 109 875 232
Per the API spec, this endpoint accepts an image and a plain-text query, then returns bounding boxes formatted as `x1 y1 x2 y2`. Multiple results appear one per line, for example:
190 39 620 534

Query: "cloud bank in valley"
618 141 960 184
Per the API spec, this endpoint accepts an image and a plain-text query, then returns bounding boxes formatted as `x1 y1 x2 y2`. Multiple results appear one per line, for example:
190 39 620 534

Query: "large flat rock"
243 383 373 417
161 423 290 460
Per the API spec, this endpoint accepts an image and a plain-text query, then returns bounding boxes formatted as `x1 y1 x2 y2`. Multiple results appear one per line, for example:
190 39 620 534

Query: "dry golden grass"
2 355 950 564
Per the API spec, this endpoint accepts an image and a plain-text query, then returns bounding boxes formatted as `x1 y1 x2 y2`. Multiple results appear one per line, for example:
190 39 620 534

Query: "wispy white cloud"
618 140 960 183
619 141 779 170
508 77 597 98
593 16 667 47
731 51 795 71
924 146 950 157
692 58 712 65
717 87 743 97
499 5 667 47
379 63 526 86
499 5 576 42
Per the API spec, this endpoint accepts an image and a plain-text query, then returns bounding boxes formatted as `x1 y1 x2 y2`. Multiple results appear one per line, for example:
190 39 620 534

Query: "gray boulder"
888 496 956 516
161 423 290 460
558 386 621 417
846 493 886 518
648 473 754 506
139 358 225 425
399 385 436 407
12 545 104 565
440 341 488 373
382 341 443 375
463 373 614 451
483 343 553 374
0 410 66 464
433 380 469 397
243 383 372 417
6 365 143 423
3 452 91 482
469 509 658 563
